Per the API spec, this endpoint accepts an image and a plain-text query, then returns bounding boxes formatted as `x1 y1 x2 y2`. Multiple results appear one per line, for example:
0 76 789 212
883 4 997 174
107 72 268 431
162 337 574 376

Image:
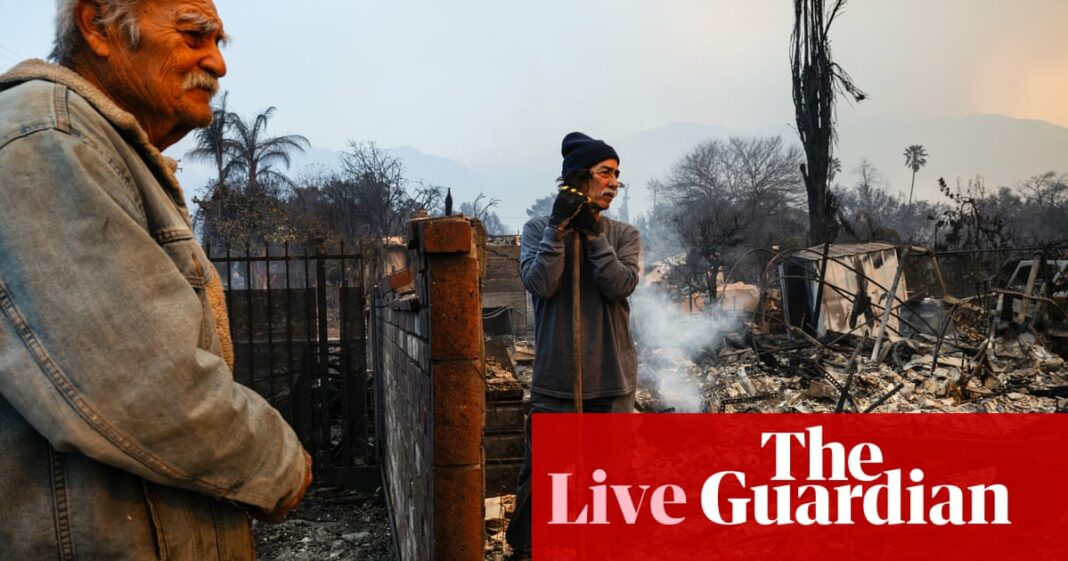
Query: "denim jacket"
0 60 307 560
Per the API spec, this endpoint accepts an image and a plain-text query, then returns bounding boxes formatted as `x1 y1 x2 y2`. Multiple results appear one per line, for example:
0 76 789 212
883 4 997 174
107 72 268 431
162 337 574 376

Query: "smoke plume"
630 286 739 412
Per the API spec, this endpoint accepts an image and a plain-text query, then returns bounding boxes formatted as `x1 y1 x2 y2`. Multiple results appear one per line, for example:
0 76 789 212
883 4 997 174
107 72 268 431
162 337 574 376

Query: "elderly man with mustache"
0 1 311 559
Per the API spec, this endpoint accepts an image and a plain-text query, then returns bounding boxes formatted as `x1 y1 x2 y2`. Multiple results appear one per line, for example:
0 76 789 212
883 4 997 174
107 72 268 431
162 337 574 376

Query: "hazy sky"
3 0 1067 159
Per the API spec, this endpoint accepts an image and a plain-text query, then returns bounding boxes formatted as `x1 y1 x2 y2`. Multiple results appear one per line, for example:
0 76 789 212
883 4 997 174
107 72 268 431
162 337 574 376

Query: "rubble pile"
636 330 1068 414
635 243 1068 415
483 495 516 560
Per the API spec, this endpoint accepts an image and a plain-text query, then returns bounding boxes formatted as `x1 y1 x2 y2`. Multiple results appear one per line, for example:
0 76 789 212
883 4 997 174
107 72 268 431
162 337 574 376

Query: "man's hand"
571 204 602 237
252 450 313 524
548 186 589 231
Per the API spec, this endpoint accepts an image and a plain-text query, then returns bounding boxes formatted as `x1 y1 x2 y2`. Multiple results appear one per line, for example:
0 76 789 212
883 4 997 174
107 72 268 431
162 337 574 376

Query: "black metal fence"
206 239 377 488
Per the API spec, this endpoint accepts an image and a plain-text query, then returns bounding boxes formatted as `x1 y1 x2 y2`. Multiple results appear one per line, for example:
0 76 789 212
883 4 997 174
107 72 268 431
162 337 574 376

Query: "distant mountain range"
167 114 1068 233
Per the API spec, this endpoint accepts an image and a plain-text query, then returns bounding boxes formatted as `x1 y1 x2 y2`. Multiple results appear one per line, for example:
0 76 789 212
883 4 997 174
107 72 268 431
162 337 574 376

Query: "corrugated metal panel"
794 242 897 260
817 248 907 339
778 244 908 340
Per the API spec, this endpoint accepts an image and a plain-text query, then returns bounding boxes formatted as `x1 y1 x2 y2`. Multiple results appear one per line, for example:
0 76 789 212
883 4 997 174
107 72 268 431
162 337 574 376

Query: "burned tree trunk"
791 0 865 245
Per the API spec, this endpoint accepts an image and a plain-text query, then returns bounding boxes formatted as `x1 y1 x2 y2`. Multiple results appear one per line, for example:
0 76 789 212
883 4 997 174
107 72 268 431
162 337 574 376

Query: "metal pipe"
810 239 833 334
870 247 911 362
1018 252 1044 323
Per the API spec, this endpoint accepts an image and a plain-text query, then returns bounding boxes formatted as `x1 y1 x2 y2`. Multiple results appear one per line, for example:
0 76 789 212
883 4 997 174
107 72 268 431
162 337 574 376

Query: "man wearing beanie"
506 132 643 557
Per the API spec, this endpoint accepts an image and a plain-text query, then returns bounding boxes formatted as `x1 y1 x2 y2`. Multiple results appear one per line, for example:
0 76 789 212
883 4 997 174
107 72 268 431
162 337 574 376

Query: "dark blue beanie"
560 132 619 175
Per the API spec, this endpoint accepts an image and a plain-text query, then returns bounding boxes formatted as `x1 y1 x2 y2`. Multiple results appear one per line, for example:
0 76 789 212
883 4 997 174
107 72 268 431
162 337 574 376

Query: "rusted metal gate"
207 239 377 488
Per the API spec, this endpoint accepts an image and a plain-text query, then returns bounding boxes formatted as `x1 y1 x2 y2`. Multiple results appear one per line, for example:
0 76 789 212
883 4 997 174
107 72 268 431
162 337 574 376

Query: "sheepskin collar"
0 59 187 203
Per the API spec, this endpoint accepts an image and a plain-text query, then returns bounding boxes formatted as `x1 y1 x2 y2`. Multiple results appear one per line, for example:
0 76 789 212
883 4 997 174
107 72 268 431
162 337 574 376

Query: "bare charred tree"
660 136 806 302
283 142 446 243
460 193 509 235
1020 171 1068 212
1017 172 1068 244
791 0 866 245
836 159 901 243
334 141 443 239
936 176 1016 252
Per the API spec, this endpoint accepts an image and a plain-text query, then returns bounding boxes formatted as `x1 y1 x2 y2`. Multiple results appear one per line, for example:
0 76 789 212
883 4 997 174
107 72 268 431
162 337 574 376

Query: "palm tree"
223 107 310 193
185 91 235 188
904 144 928 210
791 0 867 245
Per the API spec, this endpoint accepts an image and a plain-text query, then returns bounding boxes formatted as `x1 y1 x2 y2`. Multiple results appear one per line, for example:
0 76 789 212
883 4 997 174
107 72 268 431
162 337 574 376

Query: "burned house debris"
627 243 1068 417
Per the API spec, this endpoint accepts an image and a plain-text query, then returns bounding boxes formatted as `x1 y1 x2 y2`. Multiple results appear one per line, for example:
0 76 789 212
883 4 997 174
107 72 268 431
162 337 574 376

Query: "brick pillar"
415 217 485 560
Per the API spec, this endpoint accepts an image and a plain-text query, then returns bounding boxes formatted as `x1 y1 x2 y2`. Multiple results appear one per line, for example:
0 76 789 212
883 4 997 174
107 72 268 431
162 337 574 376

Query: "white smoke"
630 286 740 412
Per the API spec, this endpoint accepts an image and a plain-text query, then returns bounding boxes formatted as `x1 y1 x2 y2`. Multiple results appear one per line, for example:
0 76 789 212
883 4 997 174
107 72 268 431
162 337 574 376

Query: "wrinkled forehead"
162 0 228 38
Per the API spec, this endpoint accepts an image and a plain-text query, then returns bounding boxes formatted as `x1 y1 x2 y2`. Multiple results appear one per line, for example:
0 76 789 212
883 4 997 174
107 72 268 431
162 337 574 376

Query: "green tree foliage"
190 105 307 247
185 91 234 188
222 107 309 192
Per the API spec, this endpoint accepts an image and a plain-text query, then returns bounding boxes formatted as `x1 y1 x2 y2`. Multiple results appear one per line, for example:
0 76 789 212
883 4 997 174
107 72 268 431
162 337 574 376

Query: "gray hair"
50 0 143 65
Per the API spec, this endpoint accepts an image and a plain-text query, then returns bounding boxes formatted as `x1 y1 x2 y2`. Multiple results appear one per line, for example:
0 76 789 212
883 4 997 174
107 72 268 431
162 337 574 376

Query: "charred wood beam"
718 392 780 413
991 288 1067 319
931 245 1068 257
834 343 864 413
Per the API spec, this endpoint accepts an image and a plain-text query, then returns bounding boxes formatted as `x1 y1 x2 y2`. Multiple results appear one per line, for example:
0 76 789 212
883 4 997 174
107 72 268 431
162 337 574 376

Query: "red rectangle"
533 414 1068 560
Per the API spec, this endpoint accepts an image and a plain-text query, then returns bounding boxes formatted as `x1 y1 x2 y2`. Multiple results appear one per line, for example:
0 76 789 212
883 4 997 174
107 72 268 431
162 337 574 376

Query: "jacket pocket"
156 230 220 352
142 481 254 561
156 229 208 290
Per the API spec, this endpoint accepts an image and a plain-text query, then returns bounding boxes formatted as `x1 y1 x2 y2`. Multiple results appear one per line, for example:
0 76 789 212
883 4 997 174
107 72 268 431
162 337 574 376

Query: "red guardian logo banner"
532 414 1068 560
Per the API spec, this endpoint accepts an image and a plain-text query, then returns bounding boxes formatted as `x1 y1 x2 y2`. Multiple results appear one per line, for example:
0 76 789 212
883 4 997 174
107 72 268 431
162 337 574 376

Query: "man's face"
96 0 227 148
583 158 621 211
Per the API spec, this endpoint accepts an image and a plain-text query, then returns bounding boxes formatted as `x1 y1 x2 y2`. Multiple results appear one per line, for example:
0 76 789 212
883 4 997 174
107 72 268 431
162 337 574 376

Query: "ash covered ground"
253 485 395 561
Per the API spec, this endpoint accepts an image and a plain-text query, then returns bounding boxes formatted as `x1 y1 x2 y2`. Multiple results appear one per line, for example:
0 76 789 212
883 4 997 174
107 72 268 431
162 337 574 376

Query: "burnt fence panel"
207 239 376 488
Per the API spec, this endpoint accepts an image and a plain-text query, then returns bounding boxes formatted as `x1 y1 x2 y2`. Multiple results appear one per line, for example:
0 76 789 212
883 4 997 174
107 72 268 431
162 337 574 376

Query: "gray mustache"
183 72 219 95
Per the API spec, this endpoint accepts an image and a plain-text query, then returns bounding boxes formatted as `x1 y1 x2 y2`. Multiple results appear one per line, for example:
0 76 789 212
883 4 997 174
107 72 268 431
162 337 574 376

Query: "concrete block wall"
373 217 486 561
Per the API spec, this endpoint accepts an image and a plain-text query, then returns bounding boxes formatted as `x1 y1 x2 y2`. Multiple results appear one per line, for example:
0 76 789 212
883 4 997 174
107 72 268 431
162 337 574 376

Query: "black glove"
571 203 602 236
548 186 589 230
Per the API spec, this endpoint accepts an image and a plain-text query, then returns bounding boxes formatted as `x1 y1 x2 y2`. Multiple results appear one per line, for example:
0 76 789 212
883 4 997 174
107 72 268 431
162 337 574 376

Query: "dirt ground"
253 483 527 560
253 485 395 561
